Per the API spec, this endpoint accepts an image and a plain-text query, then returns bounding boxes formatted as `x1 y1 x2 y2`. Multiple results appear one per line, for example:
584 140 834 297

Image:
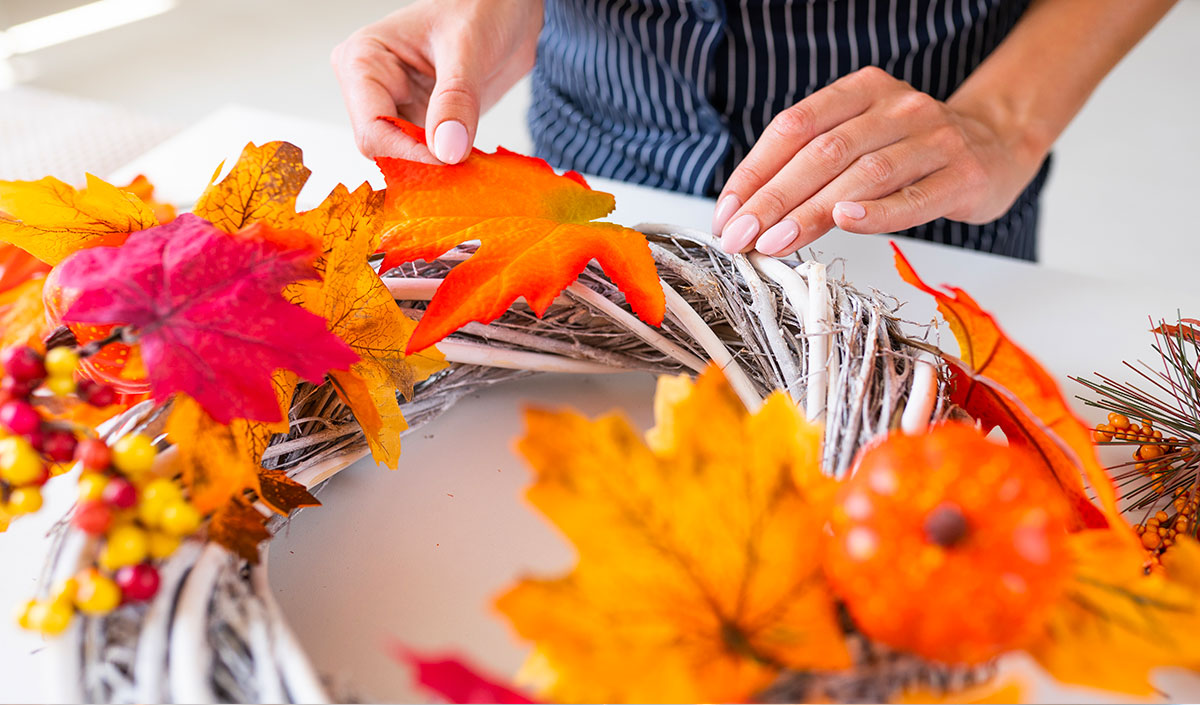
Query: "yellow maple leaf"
496 366 850 704
167 371 300 514
1027 530 1200 694
192 141 311 234
0 277 49 351
0 174 158 264
291 183 446 468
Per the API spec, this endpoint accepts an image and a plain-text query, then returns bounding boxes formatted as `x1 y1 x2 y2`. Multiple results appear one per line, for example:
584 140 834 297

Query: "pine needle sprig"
1072 317 1200 547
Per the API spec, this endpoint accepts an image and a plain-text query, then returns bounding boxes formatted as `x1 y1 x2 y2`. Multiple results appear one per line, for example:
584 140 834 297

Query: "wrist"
947 87 1054 175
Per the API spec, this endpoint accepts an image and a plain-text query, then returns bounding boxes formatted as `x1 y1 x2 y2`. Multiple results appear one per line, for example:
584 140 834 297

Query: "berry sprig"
0 344 117 526
0 343 204 636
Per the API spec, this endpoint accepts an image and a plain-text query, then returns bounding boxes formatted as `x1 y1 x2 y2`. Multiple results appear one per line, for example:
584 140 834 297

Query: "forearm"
948 0 1177 171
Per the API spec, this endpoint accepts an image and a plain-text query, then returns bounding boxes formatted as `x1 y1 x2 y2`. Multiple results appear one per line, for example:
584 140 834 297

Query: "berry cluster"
0 345 115 525
0 344 204 636
1092 413 1197 558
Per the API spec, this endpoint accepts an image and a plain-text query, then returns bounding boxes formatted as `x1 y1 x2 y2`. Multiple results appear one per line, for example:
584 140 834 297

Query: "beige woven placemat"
0 86 179 182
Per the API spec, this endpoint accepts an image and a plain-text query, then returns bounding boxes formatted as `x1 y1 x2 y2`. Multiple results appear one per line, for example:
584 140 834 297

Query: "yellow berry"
7 486 42 514
99 525 147 570
77 472 109 501
0 436 43 485
44 347 80 377
51 577 79 606
141 478 181 503
45 376 76 396
37 600 74 636
159 501 202 536
14 599 37 629
74 571 121 615
148 531 182 559
137 496 166 528
111 434 157 476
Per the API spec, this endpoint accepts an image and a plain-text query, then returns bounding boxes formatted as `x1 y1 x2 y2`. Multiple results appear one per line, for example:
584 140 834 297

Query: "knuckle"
809 131 852 168
770 105 816 142
901 182 935 212
730 162 768 190
894 90 934 118
754 186 792 217
931 124 965 153
855 65 891 84
434 75 479 107
856 152 895 185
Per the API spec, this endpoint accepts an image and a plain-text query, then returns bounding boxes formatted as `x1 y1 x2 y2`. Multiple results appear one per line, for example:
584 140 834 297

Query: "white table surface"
1 106 1197 703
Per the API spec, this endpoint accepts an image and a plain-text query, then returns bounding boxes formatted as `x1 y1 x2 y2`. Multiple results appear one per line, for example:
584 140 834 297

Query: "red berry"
24 426 43 452
86 384 116 408
1 346 45 382
114 563 160 602
0 376 36 400
75 438 111 471
42 428 77 463
72 500 113 535
0 400 40 435
101 477 137 509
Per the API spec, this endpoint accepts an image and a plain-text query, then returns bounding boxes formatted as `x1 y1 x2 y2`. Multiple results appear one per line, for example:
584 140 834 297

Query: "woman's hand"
332 0 543 163
712 66 1045 256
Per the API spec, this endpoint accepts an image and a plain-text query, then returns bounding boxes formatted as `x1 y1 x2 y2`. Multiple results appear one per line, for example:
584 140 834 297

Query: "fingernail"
755 220 801 255
432 120 469 164
834 201 867 220
720 214 760 253
711 194 741 234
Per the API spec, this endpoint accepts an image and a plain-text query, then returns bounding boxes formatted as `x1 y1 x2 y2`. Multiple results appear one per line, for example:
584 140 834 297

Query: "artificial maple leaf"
375 116 664 354
496 366 849 704
53 214 358 423
390 643 537 704
0 278 49 351
258 468 319 517
192 141 310 234
0 243 50 295
208 498 272 564
118 174 177 225
291 182 446 468
0 174 157 264
1027 531 1200 694
1152 318 1200 342
892 244 1116 528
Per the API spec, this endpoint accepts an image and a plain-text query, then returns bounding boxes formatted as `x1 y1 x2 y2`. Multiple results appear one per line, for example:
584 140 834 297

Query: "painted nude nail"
834 201 867 220
720 214 760 253
755 220 801 255
711 194 741 234
432 120 469 164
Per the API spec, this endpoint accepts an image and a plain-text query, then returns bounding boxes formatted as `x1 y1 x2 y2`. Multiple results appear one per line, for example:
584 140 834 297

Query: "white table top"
1 106 1196 703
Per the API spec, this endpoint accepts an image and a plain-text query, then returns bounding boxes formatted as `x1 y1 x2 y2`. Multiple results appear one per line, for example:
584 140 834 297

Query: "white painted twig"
437 339 623 374
381 277 443 301
134 540 204 704
290 447 371 489
169 544 228 704
40 531 89 705
901 353 939 434
748 253 810 313
661 280 762 411
251 554 332 704
245 592 286 704
565 282 706 373
731 254 801 398
799 261 832 422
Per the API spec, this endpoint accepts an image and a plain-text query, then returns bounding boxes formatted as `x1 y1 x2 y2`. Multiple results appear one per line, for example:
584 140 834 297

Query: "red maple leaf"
389 642 537 704
55 214 357 423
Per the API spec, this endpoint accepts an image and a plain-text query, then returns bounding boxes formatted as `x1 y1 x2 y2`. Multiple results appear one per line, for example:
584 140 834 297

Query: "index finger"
333 48 436 162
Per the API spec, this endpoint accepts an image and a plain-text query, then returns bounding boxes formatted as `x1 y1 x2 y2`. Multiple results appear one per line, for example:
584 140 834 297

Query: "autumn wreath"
0 117 1197 704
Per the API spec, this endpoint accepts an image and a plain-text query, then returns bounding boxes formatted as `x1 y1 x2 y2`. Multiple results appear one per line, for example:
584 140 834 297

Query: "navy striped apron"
530 0 1049 260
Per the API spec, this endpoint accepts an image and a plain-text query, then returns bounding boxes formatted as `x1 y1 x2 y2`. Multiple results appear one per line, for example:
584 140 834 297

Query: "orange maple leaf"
117 175 177 225
892 244 1118 529
375 117 665 354
497 366 848 704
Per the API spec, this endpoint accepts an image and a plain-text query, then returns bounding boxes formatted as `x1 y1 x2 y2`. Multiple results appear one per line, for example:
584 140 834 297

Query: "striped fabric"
530 0 1048 260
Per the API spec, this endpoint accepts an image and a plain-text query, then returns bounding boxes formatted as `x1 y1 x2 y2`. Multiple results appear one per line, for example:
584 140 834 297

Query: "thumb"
425 39 482 165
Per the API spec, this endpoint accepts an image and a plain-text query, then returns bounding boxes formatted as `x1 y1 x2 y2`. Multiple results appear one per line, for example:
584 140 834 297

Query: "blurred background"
2 0 1199 284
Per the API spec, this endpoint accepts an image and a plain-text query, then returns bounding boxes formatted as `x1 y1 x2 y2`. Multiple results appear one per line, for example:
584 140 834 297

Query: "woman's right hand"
332 0 543 163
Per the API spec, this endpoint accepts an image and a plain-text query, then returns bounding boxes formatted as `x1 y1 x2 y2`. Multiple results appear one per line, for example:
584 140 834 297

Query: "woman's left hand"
712 66 1044 256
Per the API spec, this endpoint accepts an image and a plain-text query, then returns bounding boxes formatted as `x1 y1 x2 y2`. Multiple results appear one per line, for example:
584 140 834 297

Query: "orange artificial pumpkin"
824 423 1071 665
